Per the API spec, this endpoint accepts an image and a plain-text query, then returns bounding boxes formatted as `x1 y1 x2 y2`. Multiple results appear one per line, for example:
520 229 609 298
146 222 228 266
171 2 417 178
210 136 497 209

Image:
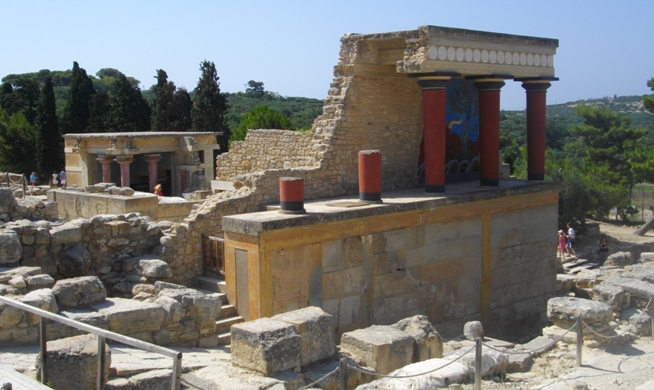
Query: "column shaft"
96 155 113 184
115 156 133 188
418 79 449 193
144 154 162 192
475 81 505 186
523 83 551 181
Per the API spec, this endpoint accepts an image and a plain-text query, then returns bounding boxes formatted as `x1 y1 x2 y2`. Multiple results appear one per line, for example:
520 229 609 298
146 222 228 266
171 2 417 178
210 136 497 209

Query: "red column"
522 82 551 181
144 154 162 192
358 150 382 203
96 155 113 184
474 80 505 186
279 177 305 214
417 78 450 193
114 156 133 188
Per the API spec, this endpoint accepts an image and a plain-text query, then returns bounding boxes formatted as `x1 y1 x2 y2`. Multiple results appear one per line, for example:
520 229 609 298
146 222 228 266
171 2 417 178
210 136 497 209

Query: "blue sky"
2 0 653 110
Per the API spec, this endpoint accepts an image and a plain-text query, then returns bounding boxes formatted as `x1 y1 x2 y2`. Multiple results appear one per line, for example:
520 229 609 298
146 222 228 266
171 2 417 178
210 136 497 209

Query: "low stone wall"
216 130 317 181
0 278 222 347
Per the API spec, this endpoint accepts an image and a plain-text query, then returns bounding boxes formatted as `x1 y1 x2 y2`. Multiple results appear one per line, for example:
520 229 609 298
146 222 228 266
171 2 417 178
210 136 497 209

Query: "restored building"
211 25 560 339
63 132 220 197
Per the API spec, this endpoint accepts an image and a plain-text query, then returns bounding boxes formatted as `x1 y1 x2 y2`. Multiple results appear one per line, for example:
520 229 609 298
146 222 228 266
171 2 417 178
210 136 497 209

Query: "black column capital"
473 81 506 91
417 79 451 90
521 82 552 92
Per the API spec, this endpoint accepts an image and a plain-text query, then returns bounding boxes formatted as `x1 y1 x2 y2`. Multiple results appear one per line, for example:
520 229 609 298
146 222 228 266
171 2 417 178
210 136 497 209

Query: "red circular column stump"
279 177 306 214
358 150 383 203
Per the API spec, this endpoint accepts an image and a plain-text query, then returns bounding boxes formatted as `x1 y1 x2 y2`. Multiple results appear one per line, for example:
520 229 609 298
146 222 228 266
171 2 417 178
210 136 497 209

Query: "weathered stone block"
0 230 21 265
391 315 443 362
0 298 24 329
605 251 633 267
21 288 58 318
357 358 470 389
36 334 111 390
547 297 612 328
58 242 91 277
272 306 336 366
26 274 55 290
340 325 414 375
50 222 82 246
592 283 625 310
463 320 484 341
0 187 17 214
92 297 164 335
231 317 302 375
52 276 107 307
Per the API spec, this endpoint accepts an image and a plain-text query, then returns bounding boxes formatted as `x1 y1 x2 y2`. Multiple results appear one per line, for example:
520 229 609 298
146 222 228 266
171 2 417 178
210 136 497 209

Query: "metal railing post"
474 337 482 390
171 353 182 390
576 318 583 367
97 335 106 390
339 358 347 390
39 317 47 384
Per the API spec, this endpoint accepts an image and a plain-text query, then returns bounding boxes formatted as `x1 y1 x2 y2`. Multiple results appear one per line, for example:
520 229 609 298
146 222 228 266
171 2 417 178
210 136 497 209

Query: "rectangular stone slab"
272 306 336 366
231 317 301 375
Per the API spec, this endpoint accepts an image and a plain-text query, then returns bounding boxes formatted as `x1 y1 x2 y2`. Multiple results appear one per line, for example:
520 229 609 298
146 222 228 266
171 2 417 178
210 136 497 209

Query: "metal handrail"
0 295 182 389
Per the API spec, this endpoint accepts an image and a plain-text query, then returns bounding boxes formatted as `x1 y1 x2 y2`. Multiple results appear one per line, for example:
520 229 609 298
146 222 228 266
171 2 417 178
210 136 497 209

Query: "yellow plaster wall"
224 191 559 338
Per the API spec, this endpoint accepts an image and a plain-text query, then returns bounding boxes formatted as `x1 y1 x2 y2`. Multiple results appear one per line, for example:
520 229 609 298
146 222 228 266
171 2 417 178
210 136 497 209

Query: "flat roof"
63 132 220 139
222 179 561 235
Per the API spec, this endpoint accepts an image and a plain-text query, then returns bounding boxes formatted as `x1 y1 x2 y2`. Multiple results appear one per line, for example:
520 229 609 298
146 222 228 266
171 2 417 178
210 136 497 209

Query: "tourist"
59 169 66 188
566 222 578 260
29 172 36 186
51 171 59 188
558 230 567 260
153 183 163 196
598 236 609 265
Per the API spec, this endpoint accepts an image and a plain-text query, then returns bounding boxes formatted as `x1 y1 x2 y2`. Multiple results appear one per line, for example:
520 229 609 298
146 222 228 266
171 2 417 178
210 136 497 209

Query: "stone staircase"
194 275 243 345
562 257 599 274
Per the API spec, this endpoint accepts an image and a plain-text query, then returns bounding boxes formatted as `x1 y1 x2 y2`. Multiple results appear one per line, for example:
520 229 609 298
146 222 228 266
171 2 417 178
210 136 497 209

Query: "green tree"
170 88 193 132
151 69 175 132
36 76 62 177
106 74 151 132
192 61 230 152
245 80 265 99
0 78 40 125
643 78 654 114
61 62 96 134
88 91 110 133
0 108 38 175
230 105 294 145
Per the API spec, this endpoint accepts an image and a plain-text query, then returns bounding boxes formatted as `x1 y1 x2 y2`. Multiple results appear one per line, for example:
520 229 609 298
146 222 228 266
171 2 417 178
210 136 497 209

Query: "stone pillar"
521 81 552 181
474 80 505 186
96 155 113 184
358 150 382 203
279 177 305 214
114 156 133 188
418 78 450 193
144 154 162 192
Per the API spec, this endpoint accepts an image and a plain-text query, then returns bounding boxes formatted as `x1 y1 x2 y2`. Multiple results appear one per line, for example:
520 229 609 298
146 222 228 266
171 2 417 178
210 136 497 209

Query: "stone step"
193 287 229 305
194 276 227 294
567 263 599 274
217 304 236 319
563 259 589 269
217 331 232 345
216 315 244 334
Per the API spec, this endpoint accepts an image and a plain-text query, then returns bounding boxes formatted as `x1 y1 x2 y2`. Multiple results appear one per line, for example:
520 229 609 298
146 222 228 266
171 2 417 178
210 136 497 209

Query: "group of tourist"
557 222 611 265
29 170 66 188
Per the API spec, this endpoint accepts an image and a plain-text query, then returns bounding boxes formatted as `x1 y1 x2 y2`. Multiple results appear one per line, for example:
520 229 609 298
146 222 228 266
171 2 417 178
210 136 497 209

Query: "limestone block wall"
225 190 559 340
216 130 317 180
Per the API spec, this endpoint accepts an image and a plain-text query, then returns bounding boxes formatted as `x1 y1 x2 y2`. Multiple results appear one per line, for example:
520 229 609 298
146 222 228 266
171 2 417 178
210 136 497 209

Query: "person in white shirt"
565 222 578 260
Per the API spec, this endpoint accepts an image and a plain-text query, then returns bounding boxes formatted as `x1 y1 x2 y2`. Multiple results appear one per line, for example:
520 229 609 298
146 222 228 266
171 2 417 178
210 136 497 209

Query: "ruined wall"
216 130 317 180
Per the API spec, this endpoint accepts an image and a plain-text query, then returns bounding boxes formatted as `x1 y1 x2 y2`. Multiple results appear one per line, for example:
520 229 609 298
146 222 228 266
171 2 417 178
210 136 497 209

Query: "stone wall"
224 189 559 340
216 130 317 181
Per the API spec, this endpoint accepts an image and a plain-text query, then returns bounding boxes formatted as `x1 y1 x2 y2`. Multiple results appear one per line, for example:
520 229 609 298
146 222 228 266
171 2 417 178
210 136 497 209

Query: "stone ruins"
1 24 652 390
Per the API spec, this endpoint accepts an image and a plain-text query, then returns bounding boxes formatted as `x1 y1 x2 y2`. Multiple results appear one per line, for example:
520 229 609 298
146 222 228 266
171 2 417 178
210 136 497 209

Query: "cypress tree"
191 61 230 151
36 75 62 177
152 69 175 132
170 88 193 132
61 62 95 134
107 74 151 132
